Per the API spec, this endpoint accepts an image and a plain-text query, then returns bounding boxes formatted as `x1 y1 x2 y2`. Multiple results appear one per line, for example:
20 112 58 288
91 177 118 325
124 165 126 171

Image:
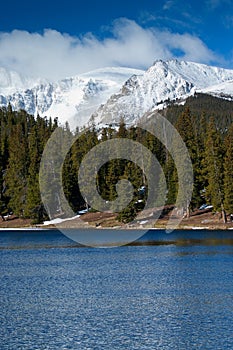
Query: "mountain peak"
0 66 47 95
93 60 233 125
0 66 144 128
1 61 233 127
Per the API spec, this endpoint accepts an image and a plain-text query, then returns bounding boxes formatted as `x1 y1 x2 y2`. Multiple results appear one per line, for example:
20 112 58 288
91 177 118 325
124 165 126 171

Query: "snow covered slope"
0 67 144 128
93 60 233 124
0 67 45 95
1 60 233 128
200 80 233 100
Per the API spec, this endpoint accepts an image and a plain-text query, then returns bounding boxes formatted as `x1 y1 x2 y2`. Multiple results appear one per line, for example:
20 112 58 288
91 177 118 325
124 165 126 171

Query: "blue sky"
0 0 233 80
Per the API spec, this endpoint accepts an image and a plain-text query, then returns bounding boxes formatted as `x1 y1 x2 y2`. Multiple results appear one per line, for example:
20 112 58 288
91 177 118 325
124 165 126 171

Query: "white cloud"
157 30 216 63
0 18 218 81
206 0 221 8
206 0 231 9
225 15 233 28
163 1 174 10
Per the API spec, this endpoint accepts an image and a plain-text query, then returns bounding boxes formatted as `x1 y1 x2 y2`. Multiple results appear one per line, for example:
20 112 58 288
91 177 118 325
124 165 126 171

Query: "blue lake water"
0 229 233 349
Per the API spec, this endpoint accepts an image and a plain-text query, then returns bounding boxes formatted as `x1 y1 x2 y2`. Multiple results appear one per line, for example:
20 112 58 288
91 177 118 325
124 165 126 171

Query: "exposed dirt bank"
1 208 233 230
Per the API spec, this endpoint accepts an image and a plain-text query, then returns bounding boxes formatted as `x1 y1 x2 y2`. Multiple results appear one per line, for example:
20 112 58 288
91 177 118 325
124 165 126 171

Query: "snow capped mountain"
93 60 233 124
200 80 233 100
0 67 144 128
0 67 45 95
1 60 233 128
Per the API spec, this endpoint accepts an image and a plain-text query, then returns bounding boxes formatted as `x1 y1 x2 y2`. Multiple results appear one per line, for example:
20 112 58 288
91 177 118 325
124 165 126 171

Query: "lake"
0 229 233 349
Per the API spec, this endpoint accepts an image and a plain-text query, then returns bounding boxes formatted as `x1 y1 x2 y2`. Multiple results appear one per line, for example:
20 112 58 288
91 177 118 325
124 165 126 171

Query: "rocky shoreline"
1 208 233 230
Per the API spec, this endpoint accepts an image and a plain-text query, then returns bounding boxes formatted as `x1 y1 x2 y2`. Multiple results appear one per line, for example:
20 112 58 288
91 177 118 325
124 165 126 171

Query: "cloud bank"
0 18 217 81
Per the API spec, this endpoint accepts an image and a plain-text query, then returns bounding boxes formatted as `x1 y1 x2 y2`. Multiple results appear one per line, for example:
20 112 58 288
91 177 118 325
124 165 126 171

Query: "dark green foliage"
1 92 233 224
161 95 233 218
224 124 233 214
175 108 204 210
164 93 233 133
6 122 29 215
0 107 57 222
203 117 225 211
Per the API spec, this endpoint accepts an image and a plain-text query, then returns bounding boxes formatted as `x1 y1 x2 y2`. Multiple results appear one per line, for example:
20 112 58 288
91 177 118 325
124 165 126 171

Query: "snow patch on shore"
42 215 80 226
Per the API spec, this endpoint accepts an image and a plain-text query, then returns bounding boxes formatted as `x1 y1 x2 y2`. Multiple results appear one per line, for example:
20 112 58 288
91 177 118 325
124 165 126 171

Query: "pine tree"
117 117 128 138
70 126 99 212
24 126 43 222
0 152 7 220
5 123 29 216
204 117 226 222
223 123 233 215
40 126 68 218
175 108 201 213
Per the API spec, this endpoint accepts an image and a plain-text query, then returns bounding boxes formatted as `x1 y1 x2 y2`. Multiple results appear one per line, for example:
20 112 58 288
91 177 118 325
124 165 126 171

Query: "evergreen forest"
1 93 233 224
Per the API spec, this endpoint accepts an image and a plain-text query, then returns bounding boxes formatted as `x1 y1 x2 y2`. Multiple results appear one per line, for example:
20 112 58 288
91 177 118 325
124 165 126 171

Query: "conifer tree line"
0 93 233 224
0 106 58 223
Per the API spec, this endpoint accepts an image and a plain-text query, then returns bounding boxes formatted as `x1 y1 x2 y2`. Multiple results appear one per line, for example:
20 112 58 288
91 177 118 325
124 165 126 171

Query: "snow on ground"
42 215 80 226
200 80 233 99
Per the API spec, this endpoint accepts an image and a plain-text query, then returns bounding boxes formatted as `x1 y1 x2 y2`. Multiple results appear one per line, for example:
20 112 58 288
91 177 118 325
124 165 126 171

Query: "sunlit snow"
1 60 233 128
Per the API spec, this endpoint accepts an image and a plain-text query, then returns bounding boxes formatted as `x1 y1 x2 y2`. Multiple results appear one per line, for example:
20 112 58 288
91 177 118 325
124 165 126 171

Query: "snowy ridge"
0 67 144 128
93 60 233 124
1 60 233 128
159 60 233 88
200 80 233 100
0 67 46 95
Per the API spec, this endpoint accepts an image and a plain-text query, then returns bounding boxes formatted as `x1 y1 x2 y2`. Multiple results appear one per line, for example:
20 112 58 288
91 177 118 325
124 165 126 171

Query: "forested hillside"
0 106 58 223
1 93 233 224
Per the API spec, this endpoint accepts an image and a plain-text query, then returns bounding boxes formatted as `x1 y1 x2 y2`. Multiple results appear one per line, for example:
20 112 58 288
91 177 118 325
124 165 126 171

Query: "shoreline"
1 207 233 231
2 224 233 231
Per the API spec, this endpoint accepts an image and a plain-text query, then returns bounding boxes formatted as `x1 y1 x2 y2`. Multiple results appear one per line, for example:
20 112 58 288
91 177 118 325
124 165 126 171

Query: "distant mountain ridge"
93 60 233 124
1 60 233 127
0 67 46 95
0 67 144 128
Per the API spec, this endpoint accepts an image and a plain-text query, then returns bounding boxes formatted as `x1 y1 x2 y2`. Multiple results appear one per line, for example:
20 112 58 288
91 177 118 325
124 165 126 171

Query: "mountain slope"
0 67 45 95
93 60 233 124
1 60 233 128
0 67 144 128
200 80 233 100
